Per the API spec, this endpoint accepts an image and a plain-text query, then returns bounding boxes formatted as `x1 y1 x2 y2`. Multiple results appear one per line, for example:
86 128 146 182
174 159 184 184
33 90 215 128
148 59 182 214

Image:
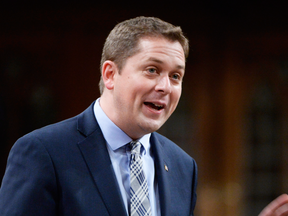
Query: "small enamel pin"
164 164 168 172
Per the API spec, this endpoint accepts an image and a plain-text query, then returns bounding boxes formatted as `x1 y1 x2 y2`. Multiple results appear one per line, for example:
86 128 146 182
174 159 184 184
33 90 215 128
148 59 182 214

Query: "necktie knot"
130 141 141 161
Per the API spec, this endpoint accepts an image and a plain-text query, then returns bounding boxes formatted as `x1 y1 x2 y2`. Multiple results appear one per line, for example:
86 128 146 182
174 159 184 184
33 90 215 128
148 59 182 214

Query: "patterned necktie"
129 141 152 216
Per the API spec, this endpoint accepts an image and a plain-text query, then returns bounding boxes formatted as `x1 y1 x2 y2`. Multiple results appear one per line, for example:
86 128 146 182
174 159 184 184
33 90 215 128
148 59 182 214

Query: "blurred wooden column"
193 38 248 216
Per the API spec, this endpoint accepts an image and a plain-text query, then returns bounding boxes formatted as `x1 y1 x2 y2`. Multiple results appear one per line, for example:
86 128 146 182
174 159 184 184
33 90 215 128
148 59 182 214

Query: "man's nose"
155 75 172 94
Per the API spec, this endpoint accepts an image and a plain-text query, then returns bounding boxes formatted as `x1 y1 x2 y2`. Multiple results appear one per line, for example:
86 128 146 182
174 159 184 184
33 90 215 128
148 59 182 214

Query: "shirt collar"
93 98 151 154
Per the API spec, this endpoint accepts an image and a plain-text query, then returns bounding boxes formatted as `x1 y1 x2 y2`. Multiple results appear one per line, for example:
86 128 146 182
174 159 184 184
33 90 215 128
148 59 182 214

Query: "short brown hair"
99 16 189 94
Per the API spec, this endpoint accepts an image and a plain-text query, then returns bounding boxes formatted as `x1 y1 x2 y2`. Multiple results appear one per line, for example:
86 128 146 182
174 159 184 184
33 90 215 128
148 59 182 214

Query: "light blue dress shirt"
94 98 160 215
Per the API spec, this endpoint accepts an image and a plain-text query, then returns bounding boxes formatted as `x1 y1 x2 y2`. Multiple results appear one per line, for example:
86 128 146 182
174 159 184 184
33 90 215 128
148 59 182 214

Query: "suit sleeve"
0 135 58 215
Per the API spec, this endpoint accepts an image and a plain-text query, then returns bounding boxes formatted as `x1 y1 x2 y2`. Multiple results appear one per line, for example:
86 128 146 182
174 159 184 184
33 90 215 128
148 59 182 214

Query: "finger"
271 194 288 210
259 194 288 216
275 203 288 216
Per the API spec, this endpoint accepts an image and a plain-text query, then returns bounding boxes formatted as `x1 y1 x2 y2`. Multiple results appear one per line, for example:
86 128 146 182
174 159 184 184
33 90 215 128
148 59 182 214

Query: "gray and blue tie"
129 141 152 216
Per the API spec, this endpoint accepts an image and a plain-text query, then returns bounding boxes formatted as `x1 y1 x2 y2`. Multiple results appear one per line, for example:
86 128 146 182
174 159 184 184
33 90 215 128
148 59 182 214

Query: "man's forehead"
139 37 184 54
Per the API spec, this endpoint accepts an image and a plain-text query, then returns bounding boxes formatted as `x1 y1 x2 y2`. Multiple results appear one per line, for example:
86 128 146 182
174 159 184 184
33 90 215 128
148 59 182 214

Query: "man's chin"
139 120 165 134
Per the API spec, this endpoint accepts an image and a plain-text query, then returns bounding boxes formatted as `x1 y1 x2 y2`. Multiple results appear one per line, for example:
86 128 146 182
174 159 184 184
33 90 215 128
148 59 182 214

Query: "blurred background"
1 1 288 215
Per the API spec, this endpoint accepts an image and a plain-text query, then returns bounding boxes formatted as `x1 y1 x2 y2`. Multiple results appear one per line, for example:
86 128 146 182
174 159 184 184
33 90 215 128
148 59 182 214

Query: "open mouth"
144 102 164 111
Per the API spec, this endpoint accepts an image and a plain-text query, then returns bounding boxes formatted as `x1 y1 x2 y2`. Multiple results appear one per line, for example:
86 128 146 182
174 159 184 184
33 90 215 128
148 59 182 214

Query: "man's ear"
102 60 118 90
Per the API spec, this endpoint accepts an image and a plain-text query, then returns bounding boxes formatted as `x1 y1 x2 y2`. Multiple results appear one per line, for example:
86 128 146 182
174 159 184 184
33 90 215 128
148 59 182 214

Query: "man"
0 16 196 216
0 16 287 216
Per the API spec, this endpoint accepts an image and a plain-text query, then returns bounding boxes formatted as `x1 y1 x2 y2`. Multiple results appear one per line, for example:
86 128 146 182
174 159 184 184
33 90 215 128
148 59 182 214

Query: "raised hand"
259 194 288 216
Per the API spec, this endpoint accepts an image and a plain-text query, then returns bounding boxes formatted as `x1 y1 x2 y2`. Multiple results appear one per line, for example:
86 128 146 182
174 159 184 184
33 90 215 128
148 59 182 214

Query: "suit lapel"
76 103 127 216
150 133 171 216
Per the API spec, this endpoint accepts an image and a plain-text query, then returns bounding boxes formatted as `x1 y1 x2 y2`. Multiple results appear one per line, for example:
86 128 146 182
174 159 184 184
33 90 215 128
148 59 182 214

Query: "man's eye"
147 68 157 73
171 74 181 80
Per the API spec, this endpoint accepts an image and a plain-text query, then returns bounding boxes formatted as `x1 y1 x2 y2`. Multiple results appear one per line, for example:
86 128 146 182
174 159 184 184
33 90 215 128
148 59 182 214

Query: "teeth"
144 102 164 110
153 103 163 108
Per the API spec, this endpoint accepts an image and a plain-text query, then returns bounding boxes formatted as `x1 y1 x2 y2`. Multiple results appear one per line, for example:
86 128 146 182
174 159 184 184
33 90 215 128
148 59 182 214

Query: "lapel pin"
164 164 168 172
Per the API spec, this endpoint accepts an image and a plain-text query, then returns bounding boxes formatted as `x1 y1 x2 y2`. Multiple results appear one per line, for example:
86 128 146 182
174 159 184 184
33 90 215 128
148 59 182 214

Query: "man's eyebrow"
147 57 163 64
177 64 185 70
147 57 185 70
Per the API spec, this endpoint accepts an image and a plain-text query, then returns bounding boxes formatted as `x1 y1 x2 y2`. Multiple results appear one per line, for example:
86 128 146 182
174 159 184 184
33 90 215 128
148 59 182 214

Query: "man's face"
106 37 185 139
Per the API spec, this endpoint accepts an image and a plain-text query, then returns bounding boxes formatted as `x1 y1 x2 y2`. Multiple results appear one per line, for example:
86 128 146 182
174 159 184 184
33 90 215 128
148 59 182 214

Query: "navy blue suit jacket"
0 102 197 215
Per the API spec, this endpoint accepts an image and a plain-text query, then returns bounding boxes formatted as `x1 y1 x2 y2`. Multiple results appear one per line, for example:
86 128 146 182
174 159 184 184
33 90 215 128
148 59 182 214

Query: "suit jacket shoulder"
0 102 127 216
